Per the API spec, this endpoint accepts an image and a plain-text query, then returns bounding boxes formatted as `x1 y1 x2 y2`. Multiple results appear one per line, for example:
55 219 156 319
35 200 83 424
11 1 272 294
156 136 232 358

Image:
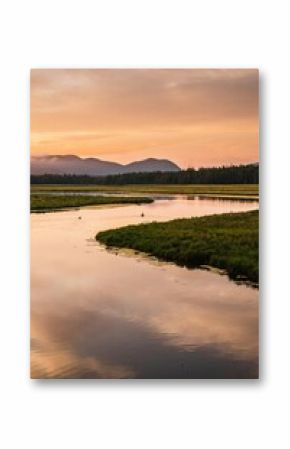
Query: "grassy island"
31 194 153 211
96 210 258 283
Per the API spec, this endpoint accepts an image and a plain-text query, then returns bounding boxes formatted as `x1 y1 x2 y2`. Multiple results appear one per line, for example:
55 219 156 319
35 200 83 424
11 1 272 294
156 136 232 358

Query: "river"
31 195 259 379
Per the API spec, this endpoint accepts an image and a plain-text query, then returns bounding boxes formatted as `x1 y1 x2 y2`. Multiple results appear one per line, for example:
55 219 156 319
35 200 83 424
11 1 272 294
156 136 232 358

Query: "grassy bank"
31 194 153 211
96 210 259 283
31 184 259 198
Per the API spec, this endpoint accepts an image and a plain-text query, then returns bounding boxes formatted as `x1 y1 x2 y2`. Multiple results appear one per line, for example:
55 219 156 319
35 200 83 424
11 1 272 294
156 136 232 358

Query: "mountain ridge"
31 155 181 176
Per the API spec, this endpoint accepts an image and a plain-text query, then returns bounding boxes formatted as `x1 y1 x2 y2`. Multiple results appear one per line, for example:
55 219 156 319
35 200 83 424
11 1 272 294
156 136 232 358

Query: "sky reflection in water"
31 196 259 379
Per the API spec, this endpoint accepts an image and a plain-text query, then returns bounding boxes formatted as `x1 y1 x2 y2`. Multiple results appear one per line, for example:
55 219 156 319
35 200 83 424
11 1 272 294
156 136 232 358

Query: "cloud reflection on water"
31 197 259 379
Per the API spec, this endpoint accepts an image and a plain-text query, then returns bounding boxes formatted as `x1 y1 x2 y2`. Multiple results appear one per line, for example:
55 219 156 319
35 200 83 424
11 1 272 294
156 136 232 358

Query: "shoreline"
30 194 153 212
99 243 259 288
96 210 259 285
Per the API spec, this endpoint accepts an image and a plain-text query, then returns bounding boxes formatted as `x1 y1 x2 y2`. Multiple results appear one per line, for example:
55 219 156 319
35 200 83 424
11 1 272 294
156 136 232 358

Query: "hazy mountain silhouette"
31 155 181 176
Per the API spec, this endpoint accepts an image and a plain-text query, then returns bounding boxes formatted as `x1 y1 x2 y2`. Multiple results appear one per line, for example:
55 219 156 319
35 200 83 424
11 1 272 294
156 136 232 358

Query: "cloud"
31 69 259 167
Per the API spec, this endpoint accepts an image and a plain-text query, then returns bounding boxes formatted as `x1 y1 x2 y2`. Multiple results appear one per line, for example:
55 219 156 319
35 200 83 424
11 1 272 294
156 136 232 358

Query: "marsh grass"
30 194 153 211
31 184 259 198
96 210 259 283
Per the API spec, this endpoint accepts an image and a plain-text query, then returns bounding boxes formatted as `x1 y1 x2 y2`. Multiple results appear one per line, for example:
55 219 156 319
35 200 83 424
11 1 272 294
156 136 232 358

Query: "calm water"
31 196 259 379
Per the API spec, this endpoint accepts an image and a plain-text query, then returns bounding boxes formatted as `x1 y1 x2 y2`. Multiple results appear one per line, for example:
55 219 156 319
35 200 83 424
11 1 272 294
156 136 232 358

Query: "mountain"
30 155 181 176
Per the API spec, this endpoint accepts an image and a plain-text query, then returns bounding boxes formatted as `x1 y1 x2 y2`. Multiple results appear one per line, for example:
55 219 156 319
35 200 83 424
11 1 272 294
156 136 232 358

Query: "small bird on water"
141 212 144 217
78 216 82 220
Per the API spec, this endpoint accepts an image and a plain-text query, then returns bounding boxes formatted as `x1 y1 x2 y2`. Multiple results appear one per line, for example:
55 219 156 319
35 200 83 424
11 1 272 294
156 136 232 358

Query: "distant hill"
31 155 181 176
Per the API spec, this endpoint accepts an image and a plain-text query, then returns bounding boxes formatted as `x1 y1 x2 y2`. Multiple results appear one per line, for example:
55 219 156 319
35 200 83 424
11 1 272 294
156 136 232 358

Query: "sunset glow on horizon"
30 69 259 168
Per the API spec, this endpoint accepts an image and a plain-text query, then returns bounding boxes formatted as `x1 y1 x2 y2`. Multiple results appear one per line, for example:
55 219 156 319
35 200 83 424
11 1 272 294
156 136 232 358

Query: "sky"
30 69 259 168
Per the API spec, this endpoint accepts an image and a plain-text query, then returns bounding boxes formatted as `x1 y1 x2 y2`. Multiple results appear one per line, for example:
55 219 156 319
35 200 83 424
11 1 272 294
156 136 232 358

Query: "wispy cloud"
31 69 259 167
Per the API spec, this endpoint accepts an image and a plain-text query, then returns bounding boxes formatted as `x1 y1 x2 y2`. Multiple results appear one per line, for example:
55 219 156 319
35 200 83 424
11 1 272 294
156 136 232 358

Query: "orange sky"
30 69 259 168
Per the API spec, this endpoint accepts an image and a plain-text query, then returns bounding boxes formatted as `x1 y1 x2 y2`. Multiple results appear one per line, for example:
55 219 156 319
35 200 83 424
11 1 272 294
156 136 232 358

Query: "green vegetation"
96 211 259 283
31 184 259 198
31 162 259 185
31 194 153 211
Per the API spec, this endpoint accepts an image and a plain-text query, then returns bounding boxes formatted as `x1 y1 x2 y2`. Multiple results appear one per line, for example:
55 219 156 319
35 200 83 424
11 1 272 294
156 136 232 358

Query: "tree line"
31 163 259 185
